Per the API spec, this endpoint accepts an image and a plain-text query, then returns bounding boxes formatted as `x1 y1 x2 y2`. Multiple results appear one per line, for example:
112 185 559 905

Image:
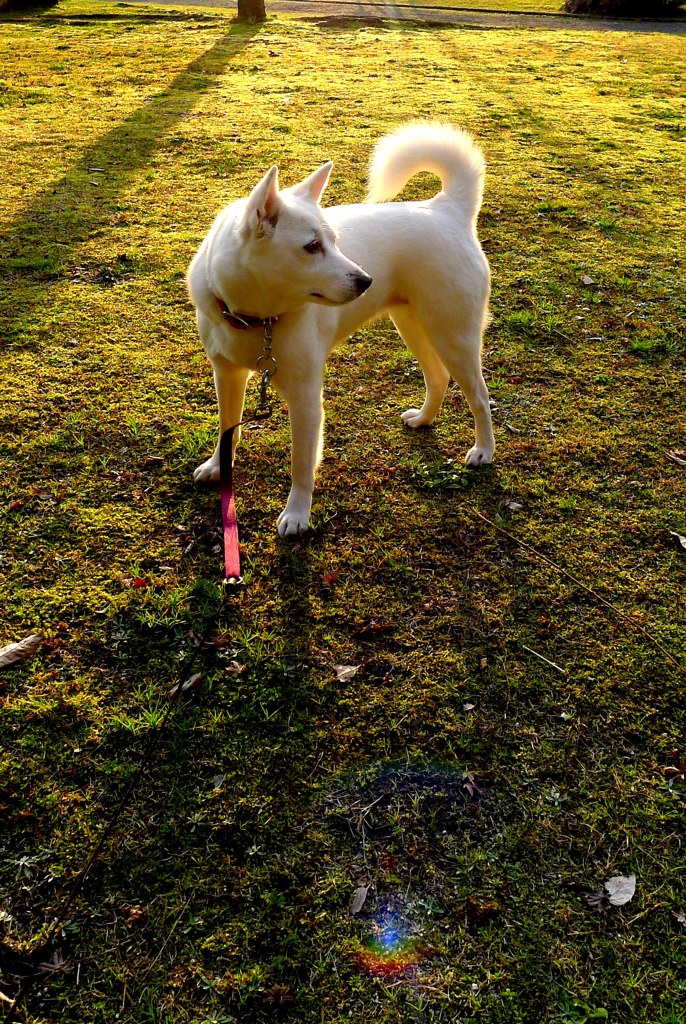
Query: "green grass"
337 0 566 12
273 0 569 13
415 0 562 9
401 0 685 12
1 3 685 1023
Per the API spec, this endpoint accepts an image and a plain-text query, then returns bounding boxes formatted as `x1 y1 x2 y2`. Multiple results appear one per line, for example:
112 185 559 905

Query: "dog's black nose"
354 273 373 295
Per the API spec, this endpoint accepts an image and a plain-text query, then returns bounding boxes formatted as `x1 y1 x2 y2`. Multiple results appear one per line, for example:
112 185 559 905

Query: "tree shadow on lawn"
8 680 511 1022
2 9 225 19
0 445 536 1019
0 15 260 338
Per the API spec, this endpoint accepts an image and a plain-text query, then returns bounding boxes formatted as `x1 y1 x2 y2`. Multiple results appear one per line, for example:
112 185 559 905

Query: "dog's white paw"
401 408 432 429
277 508 311 538
465 445 494 468
193 457 220 484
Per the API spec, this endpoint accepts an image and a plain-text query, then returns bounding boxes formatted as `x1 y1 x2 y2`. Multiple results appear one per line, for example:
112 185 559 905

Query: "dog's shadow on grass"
403 416 507 509
270 534 324 659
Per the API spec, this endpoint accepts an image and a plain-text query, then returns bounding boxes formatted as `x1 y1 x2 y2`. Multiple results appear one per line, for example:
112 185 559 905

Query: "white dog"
187 123 494 537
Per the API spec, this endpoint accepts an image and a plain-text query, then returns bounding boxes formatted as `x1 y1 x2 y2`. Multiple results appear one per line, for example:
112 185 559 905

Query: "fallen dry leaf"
37 950 73 975
335 665 361 682
225 661 246 676
351 619 394 639
456 894 500 926
351 884 369 915
462 774 484 801
263 983 294 1006
586 886 607 911
181 673 202 693
0 634 43 669
665 750 686 784
672 908 686 927
169 672 202 700
667 450 686 469
207 631 228 649
668 531 686 552
121 904 147 928
605 873 636 907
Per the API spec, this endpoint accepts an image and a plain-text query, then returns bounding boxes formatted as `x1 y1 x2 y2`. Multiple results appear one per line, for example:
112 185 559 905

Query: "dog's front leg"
194 354 251 484
275 377 324 538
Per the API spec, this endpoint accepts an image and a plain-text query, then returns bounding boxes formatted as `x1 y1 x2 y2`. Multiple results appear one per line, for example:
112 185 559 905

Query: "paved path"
124 0 686 34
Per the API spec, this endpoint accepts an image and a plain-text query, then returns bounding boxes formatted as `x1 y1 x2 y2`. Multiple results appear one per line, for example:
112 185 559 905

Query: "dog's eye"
303 239 322 254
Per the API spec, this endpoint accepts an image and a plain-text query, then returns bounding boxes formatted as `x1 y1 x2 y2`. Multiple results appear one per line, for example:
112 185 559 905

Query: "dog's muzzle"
353 272 373 296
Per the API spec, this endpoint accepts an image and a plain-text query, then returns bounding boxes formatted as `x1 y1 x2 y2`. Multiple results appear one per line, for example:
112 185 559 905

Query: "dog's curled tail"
366 122 485 222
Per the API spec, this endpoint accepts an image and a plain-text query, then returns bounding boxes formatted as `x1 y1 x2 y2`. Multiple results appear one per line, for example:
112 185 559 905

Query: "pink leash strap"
217 315 277 589
220 424 243 587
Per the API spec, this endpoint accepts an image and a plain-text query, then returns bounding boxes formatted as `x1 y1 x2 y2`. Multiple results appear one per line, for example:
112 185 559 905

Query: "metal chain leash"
252 317 277 420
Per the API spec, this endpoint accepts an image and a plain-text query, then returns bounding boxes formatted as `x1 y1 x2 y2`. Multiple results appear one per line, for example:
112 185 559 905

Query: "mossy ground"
1 3 685 1022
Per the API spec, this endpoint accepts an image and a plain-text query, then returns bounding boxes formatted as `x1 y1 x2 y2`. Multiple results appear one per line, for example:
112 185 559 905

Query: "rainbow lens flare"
327 761 483 981
354 913 423 978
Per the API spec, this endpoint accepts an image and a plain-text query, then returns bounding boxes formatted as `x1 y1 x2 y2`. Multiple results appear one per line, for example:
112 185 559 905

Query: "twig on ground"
143 896 193 978
522 645 566 675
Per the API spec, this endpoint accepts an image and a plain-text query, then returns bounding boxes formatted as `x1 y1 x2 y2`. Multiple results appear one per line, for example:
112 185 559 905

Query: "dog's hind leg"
193 354 251 483
390 307 450 429
425 327 494 467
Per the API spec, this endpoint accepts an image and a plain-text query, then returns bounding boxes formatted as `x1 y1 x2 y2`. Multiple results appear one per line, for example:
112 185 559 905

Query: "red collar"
214 295 277 331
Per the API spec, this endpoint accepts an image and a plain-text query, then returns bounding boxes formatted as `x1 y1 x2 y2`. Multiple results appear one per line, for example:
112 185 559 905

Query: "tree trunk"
236 0 266 20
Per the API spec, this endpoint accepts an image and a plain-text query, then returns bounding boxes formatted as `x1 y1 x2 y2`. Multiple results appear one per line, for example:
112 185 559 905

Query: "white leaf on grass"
0 634 42 669
335 665 361 682
605 873 636 906
582 275 595 286
669 531 686 551
350 885 369 916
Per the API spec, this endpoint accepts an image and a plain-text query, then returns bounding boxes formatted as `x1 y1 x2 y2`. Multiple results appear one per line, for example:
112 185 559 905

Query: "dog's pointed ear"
290 161 333 205
243 165 281 235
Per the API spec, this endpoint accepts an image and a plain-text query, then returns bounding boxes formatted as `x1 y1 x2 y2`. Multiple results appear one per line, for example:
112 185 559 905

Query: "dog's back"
366 122 485 224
